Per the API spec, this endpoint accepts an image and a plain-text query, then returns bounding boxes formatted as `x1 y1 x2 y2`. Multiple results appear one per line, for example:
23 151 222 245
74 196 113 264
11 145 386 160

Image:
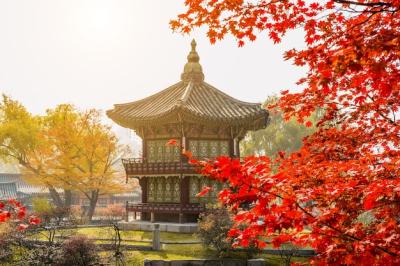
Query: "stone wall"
143 259 265 266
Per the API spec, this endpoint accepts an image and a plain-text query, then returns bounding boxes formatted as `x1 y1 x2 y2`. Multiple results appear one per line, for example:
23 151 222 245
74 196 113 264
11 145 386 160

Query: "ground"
30 226 310 266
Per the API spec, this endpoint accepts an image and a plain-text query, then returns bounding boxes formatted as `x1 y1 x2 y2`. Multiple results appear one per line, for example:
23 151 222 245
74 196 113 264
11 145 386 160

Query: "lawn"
29 226 310 265
100 244 309 266
76 227 199 242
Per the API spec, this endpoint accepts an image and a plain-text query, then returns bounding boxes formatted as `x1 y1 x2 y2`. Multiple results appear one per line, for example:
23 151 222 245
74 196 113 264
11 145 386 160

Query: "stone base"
117 220 198 233
144 259 266 266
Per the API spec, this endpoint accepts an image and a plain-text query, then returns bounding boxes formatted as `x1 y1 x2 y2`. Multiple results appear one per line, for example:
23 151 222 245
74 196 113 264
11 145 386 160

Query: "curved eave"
107 106 269 133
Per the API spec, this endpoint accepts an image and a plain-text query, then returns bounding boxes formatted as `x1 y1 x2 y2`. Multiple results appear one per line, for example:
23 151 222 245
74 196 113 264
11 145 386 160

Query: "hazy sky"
0 0 306 120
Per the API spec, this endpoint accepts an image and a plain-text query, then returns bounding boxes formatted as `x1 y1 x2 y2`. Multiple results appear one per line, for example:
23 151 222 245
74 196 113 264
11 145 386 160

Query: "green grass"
28 227 310 266
29 226 198 243
66 227 199 242
100 244 309 266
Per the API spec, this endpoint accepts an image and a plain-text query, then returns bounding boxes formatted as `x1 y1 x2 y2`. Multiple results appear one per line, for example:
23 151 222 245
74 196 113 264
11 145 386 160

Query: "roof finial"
191 39 197 51
181 39 204 82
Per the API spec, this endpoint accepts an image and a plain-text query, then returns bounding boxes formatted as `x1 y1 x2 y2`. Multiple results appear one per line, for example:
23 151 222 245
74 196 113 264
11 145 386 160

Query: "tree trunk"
86 190 99 222
64 190 72 208
48 186 64 208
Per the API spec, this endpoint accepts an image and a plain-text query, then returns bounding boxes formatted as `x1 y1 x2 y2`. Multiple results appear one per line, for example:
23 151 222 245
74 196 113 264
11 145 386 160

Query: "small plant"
0 199 41 264
32 198 70 224
0 223 14 263
278 242 300 266
32 197 53 221
197 208 233 256
58 235 100 266
69 205 87 225
19 243 63 266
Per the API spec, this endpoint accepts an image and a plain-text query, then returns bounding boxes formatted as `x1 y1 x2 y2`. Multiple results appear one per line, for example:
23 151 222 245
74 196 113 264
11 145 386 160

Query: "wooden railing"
122 156 243 176
122 158 197 176
126 202 205 214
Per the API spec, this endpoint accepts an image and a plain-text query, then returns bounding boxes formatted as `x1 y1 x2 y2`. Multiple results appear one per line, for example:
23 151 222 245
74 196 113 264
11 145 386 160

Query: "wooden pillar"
151 212 155 223
140 177 148 203
180 176 190 223
139 177 148 221
125 201 129 222
233 138 239 157
180 176 190 204
229 138 235 157
142 139 147 159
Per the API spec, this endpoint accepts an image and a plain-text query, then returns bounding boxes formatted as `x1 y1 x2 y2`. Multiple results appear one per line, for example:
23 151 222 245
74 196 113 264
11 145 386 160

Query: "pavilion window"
189 176 224 203
147 140 181 162
189 140 229 159
147 176 180 203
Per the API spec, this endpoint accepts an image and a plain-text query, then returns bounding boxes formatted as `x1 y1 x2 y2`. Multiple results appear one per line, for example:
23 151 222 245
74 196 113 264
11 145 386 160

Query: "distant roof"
0 182 18 200
107 40 268 131
0 173 49 196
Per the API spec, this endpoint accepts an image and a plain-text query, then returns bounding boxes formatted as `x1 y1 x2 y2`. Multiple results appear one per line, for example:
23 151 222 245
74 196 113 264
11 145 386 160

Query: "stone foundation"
144 259 265 266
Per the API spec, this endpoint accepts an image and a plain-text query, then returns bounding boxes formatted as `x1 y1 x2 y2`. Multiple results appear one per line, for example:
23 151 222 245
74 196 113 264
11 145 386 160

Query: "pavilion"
107 40 268 225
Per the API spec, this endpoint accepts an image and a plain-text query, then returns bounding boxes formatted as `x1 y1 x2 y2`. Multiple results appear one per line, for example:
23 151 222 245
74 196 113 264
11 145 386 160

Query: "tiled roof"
0 173 49 195
107 40 268 130
0 182 18 200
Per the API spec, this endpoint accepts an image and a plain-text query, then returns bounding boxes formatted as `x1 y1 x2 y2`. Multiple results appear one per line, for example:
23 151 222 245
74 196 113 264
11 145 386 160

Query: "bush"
19 244 63 266
197 208 233 256
32 198 53 222
57 235 100 266
95 204 124 222
69 205 87 225
0 223 14 263
32 198 69 224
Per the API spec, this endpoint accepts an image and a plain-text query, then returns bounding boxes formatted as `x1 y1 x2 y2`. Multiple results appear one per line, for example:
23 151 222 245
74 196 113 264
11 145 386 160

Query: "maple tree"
173 0 400 265
0 199 40 230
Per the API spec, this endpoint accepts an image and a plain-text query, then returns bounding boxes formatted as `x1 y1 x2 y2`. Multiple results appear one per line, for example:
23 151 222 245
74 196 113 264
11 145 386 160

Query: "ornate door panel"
147 176 180 203
189 176 224 203
188 140 230 159
147 140 180 162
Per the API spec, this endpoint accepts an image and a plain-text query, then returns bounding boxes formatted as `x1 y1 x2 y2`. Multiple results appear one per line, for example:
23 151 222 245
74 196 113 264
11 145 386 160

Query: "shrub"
197 208 233 256
69 205 87 225
32 198 53 222
19 244 63 266
0 223 14 263
32 198 69 224
58 235 100 266
95 204 124 222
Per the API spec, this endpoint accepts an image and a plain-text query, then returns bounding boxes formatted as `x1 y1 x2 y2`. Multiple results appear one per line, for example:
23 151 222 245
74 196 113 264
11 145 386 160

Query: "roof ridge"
179 81 193 104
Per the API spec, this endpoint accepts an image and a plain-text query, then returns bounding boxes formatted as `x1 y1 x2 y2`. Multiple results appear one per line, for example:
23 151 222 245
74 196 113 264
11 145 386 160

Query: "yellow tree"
0 95 63 204
51 106 128 221
0 96 131 221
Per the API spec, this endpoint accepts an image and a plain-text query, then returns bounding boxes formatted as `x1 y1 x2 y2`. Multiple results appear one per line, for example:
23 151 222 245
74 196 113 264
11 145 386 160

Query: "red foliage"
0 199 41 230
174 1 400 264
196 186 212 197
166 139 178 146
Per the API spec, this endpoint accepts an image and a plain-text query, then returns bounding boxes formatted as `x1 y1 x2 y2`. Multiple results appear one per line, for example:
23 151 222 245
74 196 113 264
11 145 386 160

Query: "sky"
0 0 307 151
0 0 307 113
